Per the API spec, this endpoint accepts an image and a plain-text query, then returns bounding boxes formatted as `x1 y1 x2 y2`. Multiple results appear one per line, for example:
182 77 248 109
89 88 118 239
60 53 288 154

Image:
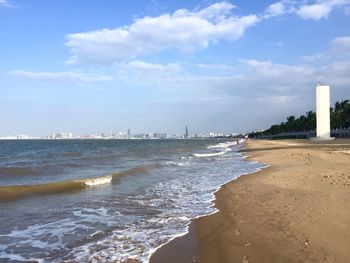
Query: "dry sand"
150 139 350 263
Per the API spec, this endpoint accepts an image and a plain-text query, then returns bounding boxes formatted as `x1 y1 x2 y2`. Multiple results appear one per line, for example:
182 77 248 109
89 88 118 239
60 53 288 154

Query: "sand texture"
150 139 350 263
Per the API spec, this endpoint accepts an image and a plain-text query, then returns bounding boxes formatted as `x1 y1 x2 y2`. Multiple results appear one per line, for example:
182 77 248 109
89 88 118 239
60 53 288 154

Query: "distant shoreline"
150 139 350 263
0 137 241 141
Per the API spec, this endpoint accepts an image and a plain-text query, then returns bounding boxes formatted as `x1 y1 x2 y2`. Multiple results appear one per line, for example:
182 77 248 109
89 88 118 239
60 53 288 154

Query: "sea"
0 139 265 262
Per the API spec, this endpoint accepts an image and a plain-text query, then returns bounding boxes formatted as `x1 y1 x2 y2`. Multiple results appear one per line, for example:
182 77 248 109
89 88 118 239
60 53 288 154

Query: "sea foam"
80 175 112 186
0 139 263 263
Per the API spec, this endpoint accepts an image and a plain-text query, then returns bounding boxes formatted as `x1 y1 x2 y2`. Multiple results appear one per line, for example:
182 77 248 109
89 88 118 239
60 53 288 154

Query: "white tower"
316 83 332 140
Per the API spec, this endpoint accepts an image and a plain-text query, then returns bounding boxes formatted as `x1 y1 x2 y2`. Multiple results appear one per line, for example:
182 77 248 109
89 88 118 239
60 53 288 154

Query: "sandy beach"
150 139 350 263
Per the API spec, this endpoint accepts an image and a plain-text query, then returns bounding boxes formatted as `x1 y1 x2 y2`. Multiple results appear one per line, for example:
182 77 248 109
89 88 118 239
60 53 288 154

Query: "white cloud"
304 36 350 61
296 3 332 19
118 60 185 89
0 0 10 7
114 55 350 131
9 70 112 84
126 60 181 72
65 2 259 64
115 59 237 93
332 35 350 48
196 63 236 72
64 1 350 65
192 1 236 20
114 49 350 105
225 58 350 100
263 0 350 20
241 59 314 77
296 0 350 20
116 60 186 91
264 2 286 18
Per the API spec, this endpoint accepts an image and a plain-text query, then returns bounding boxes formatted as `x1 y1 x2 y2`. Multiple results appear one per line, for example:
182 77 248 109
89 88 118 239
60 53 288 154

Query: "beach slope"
150 139 350 263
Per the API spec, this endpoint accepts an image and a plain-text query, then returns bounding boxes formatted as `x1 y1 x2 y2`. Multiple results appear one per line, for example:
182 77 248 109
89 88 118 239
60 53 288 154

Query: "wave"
80 175 112 186
194 140 246 158
0 165 151 202
111 165 150 179
207 139 245 150
193 151 228 158
207 141 237 149
0 180 87 202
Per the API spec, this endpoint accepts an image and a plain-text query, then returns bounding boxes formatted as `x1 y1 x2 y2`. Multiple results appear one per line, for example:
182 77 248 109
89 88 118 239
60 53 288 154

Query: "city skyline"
1 0 350 136
0 127 240 140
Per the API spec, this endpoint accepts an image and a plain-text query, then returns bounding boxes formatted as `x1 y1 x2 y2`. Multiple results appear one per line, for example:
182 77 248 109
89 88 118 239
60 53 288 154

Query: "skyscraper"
185 126 189 139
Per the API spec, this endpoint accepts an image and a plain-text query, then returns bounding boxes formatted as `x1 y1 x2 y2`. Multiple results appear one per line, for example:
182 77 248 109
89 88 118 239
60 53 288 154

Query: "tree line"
252 100 350 137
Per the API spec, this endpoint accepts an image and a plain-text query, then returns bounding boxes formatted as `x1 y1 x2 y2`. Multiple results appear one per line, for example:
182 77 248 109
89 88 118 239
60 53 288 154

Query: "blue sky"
1 0 350 136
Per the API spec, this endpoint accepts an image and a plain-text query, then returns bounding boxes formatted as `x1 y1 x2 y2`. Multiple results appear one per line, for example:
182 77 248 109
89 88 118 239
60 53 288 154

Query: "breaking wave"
0 138 264 263
192 151 228 158
193 139 245 158
0 165 151 202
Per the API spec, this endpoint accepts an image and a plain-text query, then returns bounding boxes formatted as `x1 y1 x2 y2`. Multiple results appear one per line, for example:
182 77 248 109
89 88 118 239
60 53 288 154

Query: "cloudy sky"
1 0 349 136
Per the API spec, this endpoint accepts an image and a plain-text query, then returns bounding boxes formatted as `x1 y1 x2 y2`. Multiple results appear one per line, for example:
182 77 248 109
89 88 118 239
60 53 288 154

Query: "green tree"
261 100 349 137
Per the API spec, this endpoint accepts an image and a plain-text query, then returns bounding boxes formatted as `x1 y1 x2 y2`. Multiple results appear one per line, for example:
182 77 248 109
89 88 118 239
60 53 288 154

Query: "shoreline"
146 141 265 263
150 139 350 263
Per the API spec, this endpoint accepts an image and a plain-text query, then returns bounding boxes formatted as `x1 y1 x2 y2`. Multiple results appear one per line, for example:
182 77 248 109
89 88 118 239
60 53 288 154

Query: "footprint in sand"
244 241 252 247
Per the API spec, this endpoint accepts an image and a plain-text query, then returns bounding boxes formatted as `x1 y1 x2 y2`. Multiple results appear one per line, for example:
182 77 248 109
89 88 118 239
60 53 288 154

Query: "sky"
0 0 350 136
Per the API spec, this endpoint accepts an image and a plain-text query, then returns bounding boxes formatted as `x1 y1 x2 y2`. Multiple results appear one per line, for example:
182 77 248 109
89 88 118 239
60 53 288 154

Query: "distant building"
152 133 166 139
127 129 131 136
185 126 189 139
53 133 73 139
17 134 29 139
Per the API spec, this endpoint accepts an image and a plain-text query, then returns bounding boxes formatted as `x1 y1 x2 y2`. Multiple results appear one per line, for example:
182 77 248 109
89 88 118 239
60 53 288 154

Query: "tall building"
127 129 131 137
315 83 333 140
185 126 189 139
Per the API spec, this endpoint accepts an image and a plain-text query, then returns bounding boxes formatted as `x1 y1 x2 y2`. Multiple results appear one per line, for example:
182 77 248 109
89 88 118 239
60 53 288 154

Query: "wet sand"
150 139 350 263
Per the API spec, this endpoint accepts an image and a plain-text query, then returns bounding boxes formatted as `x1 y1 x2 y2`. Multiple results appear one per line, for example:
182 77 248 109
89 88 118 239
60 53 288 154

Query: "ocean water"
0 139 264 262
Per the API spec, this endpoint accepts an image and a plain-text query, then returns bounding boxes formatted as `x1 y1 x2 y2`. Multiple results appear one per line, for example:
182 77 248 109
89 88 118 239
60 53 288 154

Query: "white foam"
0 140 266 263
180 156 193 160
193 151 225 157
165 161 190 167
238 139 246 144
80 175 112 186
207 140 243 150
